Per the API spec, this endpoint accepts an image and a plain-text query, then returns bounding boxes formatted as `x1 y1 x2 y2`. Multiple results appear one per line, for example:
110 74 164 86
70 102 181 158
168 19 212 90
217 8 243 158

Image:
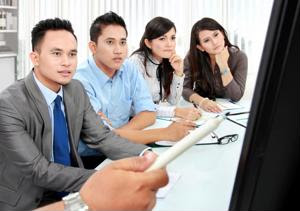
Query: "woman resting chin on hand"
182 17 248 112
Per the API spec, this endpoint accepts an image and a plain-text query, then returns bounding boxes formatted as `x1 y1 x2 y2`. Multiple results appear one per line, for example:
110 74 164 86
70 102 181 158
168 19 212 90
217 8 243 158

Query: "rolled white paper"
146 115 225 172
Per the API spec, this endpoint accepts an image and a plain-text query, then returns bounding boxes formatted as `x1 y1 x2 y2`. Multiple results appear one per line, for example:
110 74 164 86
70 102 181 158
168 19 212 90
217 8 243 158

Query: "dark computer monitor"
229 0 300 210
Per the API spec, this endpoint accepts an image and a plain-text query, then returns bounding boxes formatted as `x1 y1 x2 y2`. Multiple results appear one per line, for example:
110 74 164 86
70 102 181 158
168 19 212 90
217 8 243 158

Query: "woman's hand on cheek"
169 52 183 76
215 46 229 69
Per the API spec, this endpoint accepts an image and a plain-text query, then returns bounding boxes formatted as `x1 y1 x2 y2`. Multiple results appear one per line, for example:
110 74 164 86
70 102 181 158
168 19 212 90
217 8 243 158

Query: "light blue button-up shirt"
74 56 156 128
33 72 70 161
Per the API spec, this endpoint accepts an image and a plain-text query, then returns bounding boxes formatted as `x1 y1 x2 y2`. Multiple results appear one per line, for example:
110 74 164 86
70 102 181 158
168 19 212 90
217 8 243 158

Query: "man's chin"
113 64 123 70
58 78 72 86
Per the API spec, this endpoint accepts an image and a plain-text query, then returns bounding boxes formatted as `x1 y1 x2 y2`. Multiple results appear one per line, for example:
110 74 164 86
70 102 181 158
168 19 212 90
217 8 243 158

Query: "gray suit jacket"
0 72 147 211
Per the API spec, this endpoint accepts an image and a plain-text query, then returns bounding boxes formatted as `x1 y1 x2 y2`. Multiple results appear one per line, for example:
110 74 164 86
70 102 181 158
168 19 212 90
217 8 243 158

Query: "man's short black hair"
31 18 77 51
90 11 128 43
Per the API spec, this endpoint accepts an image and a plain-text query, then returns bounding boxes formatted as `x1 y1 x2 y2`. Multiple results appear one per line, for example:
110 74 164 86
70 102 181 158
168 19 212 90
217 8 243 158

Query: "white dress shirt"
130 53 185 117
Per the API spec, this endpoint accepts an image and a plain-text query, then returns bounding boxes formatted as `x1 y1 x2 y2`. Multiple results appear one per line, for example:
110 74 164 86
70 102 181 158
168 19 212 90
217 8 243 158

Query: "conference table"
153 119 246 211
152 98 250 211
99 98 251 211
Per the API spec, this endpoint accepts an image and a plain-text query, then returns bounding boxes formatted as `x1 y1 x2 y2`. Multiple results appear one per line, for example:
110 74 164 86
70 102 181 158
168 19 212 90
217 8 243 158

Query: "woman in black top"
183 18 248 113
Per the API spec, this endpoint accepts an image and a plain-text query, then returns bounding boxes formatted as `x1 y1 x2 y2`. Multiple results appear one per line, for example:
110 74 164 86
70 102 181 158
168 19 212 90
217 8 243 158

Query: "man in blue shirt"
74 44 156 130
74 12 195 156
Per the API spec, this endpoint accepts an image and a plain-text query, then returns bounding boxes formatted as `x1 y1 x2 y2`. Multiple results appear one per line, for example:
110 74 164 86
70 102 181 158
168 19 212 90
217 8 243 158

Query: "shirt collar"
147 53 161 66
33 72 63 106
88 56 124 85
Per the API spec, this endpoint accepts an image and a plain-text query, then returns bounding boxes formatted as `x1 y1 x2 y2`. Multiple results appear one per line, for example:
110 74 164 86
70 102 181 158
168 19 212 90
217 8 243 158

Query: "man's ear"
144 39 152 49
196 44 205 52
30 51 39 66
88 41 97 54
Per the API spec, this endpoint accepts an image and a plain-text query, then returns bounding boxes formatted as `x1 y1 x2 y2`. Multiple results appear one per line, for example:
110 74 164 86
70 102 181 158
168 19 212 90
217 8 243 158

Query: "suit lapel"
63 84 83 167
24 72 52 160
63 87 76 145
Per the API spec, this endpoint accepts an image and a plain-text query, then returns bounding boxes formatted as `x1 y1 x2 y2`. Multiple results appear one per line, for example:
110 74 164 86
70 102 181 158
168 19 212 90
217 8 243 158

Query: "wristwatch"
63 192 89 211
220 67 229 75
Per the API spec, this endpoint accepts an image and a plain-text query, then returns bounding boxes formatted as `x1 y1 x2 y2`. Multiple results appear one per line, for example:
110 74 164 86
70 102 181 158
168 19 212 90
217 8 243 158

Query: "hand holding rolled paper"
146 115 225 172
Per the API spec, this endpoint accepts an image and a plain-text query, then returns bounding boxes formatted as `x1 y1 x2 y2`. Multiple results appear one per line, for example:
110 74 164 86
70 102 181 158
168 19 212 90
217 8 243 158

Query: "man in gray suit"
0 18 167 211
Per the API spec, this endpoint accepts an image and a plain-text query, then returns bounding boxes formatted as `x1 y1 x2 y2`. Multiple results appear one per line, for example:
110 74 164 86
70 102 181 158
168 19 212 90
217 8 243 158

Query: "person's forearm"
182 87 195 102
220 51 247 101
114 128 168 144
35 201 64 211
223 79 244 101
167 74 184 105
189 93 206 105
120 111 156 130
220 67 234 86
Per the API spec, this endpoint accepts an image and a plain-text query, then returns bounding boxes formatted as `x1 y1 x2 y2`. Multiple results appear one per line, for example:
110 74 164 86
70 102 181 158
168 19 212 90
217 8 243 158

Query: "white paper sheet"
215 98 243 110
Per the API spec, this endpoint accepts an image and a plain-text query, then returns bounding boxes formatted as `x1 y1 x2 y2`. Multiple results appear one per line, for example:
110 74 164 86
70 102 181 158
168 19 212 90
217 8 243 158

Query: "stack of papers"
215 98 243 110
154 99 248 146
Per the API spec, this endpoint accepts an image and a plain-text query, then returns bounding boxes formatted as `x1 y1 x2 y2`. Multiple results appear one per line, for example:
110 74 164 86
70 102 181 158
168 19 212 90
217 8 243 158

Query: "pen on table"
156 117 202 128
226 117 247 128
226 111 250 116
193 103 199 109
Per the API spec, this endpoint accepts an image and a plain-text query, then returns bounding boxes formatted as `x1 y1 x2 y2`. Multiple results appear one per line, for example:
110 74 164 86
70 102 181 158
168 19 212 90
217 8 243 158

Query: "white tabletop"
152 118 246 211
96 98 250 211
150 98 250 210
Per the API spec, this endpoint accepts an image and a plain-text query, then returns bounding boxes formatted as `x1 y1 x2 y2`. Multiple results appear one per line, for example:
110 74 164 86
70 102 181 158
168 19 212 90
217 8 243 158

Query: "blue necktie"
53 96 71 166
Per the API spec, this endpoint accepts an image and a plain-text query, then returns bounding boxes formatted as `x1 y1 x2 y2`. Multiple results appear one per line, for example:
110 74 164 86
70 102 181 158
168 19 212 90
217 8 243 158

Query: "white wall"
0 56 15 91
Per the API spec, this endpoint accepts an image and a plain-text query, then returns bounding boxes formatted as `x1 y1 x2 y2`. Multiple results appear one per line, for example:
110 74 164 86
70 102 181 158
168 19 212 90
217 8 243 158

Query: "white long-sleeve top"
130 53 184 117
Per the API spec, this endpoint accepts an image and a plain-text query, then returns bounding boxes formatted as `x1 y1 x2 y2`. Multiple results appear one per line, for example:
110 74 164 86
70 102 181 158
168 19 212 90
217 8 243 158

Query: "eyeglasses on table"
196 132 239 145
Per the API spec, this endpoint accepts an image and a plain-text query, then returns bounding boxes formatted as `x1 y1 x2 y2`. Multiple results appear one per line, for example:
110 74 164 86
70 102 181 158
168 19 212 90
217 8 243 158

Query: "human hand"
201 99 222 113
175 107 201 121
169 52 183 76
164 120 196 141
215 46 230 70
80 152 168 211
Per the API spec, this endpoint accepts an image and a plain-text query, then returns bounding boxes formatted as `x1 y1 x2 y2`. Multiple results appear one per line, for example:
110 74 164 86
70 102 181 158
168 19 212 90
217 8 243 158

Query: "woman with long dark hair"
130 17 201 120
183 17 248 113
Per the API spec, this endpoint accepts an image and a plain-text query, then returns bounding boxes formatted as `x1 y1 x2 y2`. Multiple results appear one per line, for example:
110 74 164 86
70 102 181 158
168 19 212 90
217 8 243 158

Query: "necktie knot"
54 95 62 109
